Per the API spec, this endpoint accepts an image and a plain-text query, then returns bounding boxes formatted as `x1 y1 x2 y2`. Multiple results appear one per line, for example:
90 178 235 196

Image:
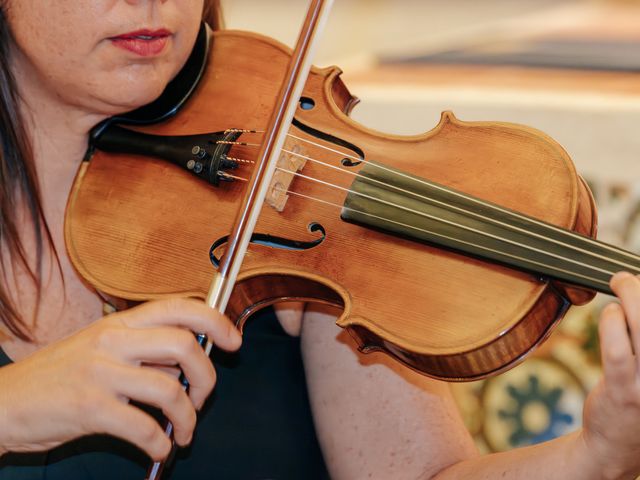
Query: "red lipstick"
110 29 171 56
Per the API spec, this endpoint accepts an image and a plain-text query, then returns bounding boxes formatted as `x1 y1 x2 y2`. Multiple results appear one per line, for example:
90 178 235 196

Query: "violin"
65 23 640 384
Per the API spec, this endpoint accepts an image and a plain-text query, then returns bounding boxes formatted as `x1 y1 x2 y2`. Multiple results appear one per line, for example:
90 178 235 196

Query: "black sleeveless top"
0 309 329 479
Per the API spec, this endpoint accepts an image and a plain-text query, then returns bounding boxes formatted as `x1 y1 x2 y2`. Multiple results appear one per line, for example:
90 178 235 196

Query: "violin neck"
341 161 640 296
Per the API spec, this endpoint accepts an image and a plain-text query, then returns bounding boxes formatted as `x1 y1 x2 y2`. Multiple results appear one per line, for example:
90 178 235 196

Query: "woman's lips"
110 29 171 56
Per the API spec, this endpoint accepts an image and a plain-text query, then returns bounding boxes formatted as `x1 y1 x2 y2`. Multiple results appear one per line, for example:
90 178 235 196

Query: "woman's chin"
78 48 191 117
100 81 169 116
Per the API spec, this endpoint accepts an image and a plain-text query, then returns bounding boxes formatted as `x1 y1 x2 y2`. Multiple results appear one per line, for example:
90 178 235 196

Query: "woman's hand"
582 272 640 480
0 298 241 461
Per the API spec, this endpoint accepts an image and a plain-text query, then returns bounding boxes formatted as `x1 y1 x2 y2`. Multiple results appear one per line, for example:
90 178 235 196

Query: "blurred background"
222 0 640 455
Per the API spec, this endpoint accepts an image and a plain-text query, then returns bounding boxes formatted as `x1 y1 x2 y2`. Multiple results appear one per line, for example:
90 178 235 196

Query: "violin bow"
146 0 334 478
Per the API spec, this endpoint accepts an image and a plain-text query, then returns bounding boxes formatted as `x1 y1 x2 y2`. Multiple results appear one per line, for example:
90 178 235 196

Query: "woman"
0 1 639 479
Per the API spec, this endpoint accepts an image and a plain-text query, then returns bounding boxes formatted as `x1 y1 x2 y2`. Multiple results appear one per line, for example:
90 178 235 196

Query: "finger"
610 272 640 360
145 364 181 379
115 298 242 351
599 302 636 391
107 362 197 446
92 398 172 461
103 327 216 408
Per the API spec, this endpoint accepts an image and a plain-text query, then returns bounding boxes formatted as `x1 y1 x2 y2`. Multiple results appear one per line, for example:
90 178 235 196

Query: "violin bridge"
266 144 306 212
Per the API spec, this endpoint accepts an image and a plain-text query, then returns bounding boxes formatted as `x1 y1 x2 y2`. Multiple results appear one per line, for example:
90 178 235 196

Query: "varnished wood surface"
66 30 598 380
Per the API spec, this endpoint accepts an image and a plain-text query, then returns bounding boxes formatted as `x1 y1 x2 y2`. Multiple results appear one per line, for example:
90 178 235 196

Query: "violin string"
226 129 636 263
273 185 611 289
225 129 261 134
223 129 628 267
222 139 640 274
274 166 628 280
217 140 261 147
220 173 248 182
224 155 255 165
284 131 638 262
278 147 640 272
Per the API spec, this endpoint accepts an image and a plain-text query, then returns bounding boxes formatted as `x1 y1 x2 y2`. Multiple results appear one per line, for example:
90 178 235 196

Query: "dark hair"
203 0 224 30
0 5 49 340
0 0 223 341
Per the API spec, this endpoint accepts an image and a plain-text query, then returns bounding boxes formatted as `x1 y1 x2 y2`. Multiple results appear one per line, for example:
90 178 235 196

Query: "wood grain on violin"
65 30 640 381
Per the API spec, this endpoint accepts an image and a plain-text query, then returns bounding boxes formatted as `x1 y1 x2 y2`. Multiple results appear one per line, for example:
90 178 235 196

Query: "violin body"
66 30 600 381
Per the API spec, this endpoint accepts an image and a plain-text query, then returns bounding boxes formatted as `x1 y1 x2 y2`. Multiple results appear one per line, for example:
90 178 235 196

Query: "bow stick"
146 0 334 478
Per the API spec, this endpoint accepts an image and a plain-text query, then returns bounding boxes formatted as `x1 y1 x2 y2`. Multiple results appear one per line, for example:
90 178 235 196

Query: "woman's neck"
0 95 108 356
20 95 105 211
11 43 107 208
3 90 109 356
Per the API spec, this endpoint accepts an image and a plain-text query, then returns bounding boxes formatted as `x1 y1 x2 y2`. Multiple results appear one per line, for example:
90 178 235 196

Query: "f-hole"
209 223 327 267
